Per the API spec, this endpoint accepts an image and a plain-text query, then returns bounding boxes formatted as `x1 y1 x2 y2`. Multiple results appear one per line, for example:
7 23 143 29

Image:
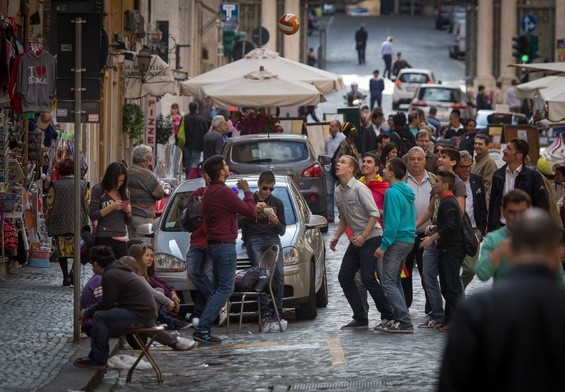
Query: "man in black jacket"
420 170 465 331
390 112 416 157
184 101 209 178
456 151 487 288
487 138 549 232
439 209 565 392
354 24 368 65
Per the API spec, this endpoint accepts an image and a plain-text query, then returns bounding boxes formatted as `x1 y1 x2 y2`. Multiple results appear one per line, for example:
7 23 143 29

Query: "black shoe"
341 319 368 330
62 276 72 286
193 331 222 344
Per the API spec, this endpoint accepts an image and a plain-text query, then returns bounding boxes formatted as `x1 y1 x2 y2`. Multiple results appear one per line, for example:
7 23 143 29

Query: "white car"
392 68 436 110
409 83 472 123
153 175 328 320
322 4 336 15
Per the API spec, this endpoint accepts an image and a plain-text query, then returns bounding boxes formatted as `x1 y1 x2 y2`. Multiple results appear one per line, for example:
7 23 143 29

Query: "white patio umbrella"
181 48 344 96
123 52 177 99
199 67 326 107
532 83 565 123
515 75 565 99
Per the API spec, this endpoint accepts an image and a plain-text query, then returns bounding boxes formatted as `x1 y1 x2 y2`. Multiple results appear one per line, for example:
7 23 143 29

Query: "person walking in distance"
380 36 395 79
355 24 368 65
369 70 385 110
192 155 257 344
330 154 393 330
239 171 288 332
374 157 416 333
183 101 209 179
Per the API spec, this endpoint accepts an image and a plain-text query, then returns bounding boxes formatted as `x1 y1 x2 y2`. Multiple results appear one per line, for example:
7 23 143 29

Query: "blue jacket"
380 181 416 250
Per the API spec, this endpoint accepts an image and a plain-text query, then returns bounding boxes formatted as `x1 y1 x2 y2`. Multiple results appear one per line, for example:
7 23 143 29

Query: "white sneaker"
191 317 199 328
173 337 197 351
218 302 231 327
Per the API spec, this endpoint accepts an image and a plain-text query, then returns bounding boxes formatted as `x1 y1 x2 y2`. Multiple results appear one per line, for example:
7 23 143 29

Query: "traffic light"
529 34 540 61
512 34 530 63
222 30 246 60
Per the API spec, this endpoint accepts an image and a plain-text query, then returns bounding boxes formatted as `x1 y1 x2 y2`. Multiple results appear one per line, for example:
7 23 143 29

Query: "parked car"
223 134 327 225
448 5 466 33
475 110 529 134
322 4 336 15
409 83 472 123
153 175 329 320
449 18 466 59
392 68 436 110
399 1 424 14
347 6 370 16
435 4 455 30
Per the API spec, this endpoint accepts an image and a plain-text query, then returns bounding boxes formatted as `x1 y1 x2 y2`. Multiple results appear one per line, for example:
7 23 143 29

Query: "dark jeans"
186 246 213 318
382 54 393 79
437 252 465 325
338 236 393 322
370 94 382 110
357 48 366 64
90 308 154 364
401 235 430 311
94 236 128 259
246 236 284 320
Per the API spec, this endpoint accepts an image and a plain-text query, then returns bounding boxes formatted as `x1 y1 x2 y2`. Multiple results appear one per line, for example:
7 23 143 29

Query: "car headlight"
283 246 300 266
154 253 186 272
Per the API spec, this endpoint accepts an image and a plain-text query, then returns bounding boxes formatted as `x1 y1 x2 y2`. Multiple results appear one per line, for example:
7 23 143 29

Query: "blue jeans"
338 236 393 322
422 244 444 321
246 236 284 320
370 93 382 110
90 308 154 363
325 171 337 220
438 252 465 325
187 246 213 318
184 148 202 169
379 242 414 328
194 243 236 333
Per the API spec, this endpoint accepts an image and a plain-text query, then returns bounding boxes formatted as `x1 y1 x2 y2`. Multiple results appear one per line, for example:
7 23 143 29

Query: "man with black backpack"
389 112 416 158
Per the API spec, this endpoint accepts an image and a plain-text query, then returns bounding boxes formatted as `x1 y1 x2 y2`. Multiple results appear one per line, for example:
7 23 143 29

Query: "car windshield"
161 186 297 232
400 73 430 83
419 87 461 102
230 140 309 164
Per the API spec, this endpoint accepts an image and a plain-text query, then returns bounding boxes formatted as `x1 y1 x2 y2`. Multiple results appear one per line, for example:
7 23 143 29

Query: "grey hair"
459 150 473 161
406 146 425 157
212 115 226 129
131 144 153 164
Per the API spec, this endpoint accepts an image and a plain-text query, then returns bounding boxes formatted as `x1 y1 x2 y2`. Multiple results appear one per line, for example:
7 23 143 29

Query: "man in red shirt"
192 155 256 344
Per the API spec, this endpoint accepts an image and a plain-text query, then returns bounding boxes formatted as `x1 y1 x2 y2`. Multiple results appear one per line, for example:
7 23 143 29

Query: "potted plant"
122 103 145 142
156 114 173 145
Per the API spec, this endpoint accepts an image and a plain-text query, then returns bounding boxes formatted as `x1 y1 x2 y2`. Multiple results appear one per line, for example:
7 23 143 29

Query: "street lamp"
137 45 153 81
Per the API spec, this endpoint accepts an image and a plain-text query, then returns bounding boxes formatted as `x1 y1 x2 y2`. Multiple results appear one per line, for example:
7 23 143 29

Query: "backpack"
461 212 479 257
181 195 203 232
390 128 416 157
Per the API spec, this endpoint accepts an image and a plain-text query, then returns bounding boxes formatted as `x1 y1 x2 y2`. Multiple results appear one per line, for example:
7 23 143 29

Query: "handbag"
80 225 96 264
461 212 479 257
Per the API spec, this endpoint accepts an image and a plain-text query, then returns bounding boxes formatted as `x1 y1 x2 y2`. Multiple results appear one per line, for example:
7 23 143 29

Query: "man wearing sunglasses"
240 171 287 332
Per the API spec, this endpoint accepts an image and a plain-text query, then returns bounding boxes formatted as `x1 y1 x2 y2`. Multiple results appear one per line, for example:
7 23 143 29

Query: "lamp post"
137 45 153 82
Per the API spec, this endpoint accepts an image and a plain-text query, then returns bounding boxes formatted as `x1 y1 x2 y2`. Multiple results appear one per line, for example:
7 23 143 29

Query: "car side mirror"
318 155 332 165
306 214 328 230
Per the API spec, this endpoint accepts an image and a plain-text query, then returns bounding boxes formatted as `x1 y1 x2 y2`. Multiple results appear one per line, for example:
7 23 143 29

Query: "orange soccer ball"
278 13 300 35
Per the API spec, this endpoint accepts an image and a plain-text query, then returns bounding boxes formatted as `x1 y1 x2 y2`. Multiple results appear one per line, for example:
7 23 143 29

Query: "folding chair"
227 244 282 333
124 325 165 383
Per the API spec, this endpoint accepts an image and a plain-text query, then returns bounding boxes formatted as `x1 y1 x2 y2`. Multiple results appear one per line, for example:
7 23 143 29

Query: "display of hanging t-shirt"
17 50 56 112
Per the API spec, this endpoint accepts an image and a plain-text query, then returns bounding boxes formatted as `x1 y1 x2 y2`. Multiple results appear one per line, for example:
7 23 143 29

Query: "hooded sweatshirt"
83 261 157 323
380 181 416 251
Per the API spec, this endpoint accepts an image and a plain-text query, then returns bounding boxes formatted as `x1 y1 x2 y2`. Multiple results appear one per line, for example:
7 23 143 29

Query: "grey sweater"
17 50 57 112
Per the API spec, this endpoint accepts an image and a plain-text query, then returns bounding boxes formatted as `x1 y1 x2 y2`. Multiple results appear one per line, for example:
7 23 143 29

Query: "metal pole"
73 16 84 343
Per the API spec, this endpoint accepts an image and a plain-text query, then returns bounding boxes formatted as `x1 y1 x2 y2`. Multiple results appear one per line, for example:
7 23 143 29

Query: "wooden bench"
124 325 165 383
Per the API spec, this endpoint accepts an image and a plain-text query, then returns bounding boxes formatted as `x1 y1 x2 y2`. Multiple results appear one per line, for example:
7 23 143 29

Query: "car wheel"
295 262 318 320
316 262 328 308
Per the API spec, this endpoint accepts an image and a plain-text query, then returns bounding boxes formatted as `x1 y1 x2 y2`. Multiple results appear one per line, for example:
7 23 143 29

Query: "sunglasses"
261 186 275 191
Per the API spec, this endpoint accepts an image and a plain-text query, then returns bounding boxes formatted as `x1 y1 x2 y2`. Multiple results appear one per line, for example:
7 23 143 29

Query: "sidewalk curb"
39 338 121 392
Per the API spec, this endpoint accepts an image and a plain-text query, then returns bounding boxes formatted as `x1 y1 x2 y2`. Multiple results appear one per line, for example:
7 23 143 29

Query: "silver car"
153 175 328 320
